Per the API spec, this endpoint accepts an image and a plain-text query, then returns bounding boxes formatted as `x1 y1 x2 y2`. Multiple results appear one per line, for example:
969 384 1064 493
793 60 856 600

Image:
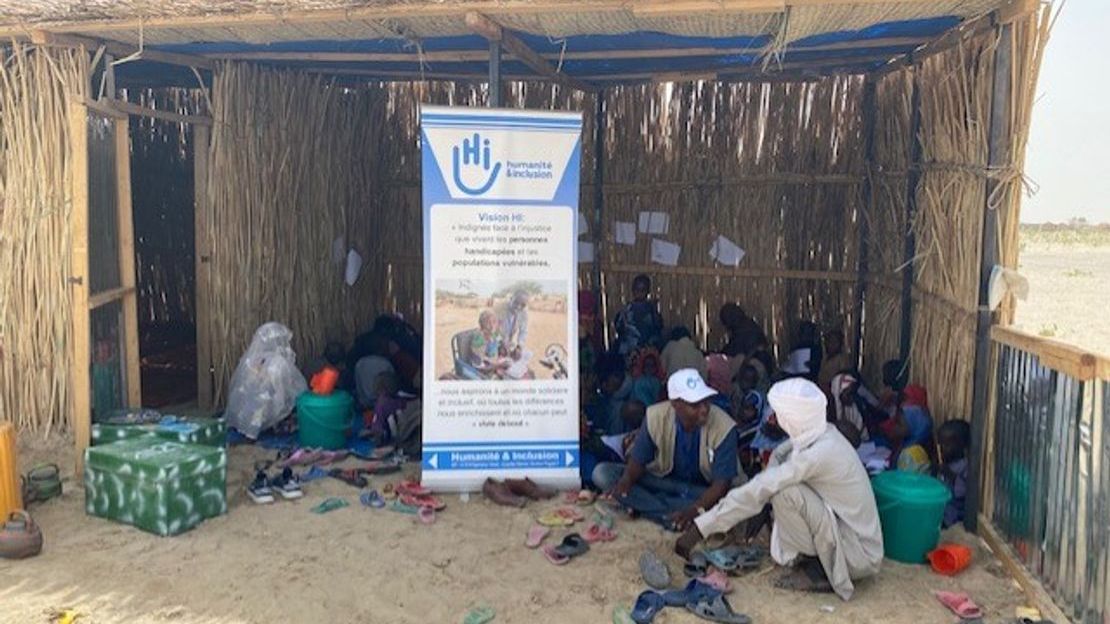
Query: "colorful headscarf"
705 353 732 395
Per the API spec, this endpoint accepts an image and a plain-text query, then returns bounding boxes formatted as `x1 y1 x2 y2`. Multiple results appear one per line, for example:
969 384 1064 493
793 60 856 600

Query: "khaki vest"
644 401 736 483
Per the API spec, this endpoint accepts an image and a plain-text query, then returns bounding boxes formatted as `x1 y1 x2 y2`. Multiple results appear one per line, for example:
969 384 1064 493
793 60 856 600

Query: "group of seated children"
578 274 970 528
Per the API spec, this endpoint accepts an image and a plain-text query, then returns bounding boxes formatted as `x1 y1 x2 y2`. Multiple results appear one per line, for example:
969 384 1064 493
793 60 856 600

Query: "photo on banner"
420 106 582 492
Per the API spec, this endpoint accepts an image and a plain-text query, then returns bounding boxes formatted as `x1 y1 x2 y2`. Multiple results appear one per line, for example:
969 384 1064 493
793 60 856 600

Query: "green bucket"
871 470 952 564
295 390 354 450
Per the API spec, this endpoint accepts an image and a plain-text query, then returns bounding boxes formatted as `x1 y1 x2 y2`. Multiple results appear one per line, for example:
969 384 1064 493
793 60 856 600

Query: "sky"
1022 1 1110 224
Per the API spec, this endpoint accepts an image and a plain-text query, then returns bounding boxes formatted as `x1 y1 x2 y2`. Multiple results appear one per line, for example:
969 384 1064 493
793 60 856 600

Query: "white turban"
767 377 828 450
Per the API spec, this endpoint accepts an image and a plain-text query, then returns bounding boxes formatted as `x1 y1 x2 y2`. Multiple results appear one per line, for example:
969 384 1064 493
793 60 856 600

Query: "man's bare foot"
674 525 702 560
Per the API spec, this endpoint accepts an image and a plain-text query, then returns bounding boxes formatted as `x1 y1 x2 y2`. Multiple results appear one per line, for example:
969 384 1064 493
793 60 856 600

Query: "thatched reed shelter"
1 0 1056 580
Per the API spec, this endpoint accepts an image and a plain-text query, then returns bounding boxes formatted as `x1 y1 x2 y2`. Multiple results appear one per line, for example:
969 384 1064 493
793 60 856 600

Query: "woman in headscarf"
676 377 884 601
829 372 880 444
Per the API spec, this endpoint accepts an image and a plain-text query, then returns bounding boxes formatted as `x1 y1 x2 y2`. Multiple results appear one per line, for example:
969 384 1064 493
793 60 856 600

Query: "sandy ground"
1013 247 1110 356
433 302 569 381
5 434 1027 624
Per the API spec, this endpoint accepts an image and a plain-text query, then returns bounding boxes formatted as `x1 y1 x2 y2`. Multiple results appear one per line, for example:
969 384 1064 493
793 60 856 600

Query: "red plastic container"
927 543 972 576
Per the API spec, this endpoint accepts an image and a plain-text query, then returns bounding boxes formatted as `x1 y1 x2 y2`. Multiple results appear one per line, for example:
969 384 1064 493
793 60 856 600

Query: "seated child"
729 364 764 431
936 419 971 527
749 404 787 469
586 357 629 436
628 348 664 406
705 353 733 411
877 359 934 473
367 372 408 442
612 274 664 357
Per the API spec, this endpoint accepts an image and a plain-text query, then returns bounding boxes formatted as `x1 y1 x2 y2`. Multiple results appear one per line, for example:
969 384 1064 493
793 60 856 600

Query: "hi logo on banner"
452 132 501 195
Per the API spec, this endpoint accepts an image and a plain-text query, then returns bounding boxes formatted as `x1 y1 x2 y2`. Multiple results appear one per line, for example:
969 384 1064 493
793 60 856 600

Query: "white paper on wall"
578 241 595 263
638 211 669 235
345 249 363 286
614 222 637 245
709 235 746 267
650 238 680 266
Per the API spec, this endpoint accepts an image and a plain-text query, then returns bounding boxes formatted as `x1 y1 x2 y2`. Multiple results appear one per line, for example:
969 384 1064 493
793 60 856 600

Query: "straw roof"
3 1 1004 46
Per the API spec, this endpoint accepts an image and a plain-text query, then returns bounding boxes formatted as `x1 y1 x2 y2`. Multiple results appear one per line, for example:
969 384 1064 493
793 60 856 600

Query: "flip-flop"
583 522 617 543
382 483 398 500
400 493 446 511
389 500 419 515
684 551 710 578
592 510 615 531
685 594 751 624
639 551 671 590
359 491 386 509
315 450 348 465
396 479 431 497
577 489 597 506
525 525 550 549
416 505 436 525
774 559 834 594
371 445 397 460
554 506 585 522
662 579 722 608
630 590 666 624
552 533 590 559
537 511 575 527
933 591 984 620
309 497 349 514
279 448 322 468
704 546 766 573
700 568 733 594
542 543 570 565
328 468 368 488
357 462 403 476
462 606 495 624
299 465 329 482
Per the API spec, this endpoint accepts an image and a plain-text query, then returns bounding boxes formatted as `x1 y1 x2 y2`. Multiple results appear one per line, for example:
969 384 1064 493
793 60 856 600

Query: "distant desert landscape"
1012 224 1110 355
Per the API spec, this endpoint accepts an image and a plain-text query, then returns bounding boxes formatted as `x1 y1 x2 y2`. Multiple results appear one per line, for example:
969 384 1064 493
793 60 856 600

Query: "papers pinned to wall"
638 211 669 235
650 239 680 266
709 235 745 267
344 249 363 286
614 221 637 246
578 240 595 263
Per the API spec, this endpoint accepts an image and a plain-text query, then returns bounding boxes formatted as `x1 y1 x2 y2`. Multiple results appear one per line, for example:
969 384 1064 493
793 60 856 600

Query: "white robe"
694 424 884 600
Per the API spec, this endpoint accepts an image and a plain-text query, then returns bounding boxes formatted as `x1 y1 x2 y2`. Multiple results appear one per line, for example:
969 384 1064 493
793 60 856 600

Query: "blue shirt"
629 424 740 485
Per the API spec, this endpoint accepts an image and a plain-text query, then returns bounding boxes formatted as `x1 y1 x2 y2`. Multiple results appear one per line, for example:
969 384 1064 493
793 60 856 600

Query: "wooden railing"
981 326 1110 623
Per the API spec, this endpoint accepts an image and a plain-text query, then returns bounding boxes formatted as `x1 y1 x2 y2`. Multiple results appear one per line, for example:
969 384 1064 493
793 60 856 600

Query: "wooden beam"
82 97 127 120
68 101 92 480
853 77 876 368
87 285 136 310
206 36 927 64
31 30 216 70
630 0 784 17
194 125 213 410
466 12 594 93
114 117 141 409
899 67 922 364
109 99 212 126
991 326 1108 381
978 517 1071 624
871 0 1037 78
3 0 968 38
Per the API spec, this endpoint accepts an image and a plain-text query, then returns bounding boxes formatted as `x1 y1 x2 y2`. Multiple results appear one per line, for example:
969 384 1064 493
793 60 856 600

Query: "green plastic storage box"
84 438 227 536
871 470 952 564
92 416 227 448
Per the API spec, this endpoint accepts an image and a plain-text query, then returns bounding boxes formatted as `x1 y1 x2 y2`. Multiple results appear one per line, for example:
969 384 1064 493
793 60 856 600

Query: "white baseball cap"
667 368 718 404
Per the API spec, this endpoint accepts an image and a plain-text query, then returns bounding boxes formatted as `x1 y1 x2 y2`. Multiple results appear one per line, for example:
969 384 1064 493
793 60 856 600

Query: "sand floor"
1013 247 1110 356
4 434 1028 624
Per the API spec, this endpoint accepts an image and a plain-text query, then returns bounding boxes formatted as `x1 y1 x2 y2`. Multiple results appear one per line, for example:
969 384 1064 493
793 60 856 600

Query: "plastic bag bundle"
224 322 308 439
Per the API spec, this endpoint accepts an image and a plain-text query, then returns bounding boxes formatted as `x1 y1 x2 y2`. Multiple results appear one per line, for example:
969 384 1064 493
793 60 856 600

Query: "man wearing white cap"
675 377 883 601
592 368 742 531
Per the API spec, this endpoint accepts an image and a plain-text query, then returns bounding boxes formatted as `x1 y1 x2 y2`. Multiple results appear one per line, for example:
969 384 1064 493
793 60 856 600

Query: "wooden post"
69 102 91 478
592 90 606 297
113 117 141 408
194 124 213 410
967 22 1013 533
488 40 502 108
899 67 922 365
853 78 876 367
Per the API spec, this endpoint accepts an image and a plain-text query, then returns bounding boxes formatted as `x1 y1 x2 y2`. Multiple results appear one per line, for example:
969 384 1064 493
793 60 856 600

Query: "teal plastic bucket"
295 390 354 450
871 470 952 564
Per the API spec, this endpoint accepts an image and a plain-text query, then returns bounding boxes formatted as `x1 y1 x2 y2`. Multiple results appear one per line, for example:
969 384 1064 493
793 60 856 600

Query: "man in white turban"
674 377 883 600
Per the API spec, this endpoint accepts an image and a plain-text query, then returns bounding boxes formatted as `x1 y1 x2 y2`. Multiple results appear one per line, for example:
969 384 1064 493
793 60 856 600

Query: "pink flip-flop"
583 523 617 543
280 448 322 467
416 505 436 525
554 506 585 523
933 591 983 620
542 544 570 565
525 525 550 549
397 479 432 497
700 568 733 594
